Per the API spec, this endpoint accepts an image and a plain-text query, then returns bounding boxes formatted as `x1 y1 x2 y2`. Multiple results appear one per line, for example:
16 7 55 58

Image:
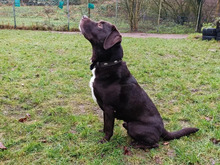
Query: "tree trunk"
217 0 220 17
124 0 143 32
195 0 203 32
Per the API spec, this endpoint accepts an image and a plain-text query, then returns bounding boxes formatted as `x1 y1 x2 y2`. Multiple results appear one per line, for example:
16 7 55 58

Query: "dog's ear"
103 26 122 50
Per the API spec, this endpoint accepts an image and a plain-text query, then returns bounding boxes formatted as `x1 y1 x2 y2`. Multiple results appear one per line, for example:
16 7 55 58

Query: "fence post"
115 0 118 25
12 0 16 28
88 0 90 18
67 0 70 31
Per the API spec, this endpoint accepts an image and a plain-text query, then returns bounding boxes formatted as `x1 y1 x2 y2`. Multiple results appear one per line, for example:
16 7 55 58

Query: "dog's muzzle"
79 15 89 32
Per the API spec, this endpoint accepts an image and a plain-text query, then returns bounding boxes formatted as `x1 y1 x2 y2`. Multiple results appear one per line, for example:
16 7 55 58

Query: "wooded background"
0 0 220 33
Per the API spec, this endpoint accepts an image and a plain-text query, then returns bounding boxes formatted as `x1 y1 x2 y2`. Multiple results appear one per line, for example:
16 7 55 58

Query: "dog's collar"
90 60 122 70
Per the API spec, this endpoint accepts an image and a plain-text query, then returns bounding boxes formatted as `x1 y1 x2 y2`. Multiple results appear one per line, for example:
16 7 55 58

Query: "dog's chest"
89 68 97 103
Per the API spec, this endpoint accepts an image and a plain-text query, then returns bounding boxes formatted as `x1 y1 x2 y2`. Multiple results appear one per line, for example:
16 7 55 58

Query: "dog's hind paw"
131 141 159 150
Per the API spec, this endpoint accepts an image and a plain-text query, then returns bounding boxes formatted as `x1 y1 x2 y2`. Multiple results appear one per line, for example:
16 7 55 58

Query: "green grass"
147 22 195 34
0 30 219 164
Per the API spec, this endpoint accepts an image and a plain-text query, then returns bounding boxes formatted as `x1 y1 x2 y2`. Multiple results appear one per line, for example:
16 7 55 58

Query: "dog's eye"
98 23 103 28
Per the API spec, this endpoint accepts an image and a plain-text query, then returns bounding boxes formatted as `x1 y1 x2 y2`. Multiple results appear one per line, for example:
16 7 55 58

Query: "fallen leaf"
163 142 169 145
210 138 220 144
0 142 7 150
205 117 212 121
18 113 31 122
155 156 162 164
19 117 27 122
123 146 131 156
70 130 77 134
26 113 31 118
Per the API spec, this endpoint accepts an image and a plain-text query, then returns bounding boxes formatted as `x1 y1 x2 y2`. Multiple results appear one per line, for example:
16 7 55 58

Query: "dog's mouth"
79 15 89 33
79 16 100 42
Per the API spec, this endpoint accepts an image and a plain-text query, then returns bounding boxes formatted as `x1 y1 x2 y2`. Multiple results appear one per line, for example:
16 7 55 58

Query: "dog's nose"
82 15 88 19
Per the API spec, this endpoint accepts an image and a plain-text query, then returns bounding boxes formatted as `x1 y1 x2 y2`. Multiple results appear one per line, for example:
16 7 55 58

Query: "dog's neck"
90 43 123 70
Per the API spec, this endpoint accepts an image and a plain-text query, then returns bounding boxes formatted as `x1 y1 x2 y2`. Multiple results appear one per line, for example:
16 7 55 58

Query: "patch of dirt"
51 31 188 39
179 119 191 128
121 33 188 39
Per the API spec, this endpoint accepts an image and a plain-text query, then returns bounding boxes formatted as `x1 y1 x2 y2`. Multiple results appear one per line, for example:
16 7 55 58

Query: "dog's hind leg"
125 121 160 149
131 141 159 150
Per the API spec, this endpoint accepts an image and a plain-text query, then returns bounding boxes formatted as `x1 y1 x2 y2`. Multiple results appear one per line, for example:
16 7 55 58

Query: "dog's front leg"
100 106 115 143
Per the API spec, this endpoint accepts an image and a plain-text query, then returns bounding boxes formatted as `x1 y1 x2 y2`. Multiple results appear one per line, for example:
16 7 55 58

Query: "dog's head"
79 16 122 50
79 16 122 62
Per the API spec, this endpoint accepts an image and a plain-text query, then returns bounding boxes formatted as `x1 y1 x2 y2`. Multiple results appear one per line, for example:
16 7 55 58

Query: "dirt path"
53 31 188 39
121 33 188 39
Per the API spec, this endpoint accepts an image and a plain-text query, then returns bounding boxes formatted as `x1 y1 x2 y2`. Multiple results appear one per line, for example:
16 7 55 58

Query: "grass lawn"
0 30 219 164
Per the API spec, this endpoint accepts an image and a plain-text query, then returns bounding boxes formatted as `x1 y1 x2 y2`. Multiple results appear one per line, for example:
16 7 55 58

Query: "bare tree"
195 0 205 32
161 0 190 24
217 0 220 17
217 0 220 28
123 0 145 32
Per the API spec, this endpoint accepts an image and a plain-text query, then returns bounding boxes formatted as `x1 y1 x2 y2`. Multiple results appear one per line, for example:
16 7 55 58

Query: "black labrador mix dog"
79 16 199 149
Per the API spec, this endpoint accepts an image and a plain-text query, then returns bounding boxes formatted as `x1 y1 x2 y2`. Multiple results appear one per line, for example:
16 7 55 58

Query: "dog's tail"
161 128 199 141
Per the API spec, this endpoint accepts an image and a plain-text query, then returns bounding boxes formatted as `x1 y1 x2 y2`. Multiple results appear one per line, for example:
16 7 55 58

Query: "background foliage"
0 0 220 33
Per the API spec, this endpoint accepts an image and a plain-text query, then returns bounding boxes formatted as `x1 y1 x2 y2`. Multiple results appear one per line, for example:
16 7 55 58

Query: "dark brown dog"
79 16 199 149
